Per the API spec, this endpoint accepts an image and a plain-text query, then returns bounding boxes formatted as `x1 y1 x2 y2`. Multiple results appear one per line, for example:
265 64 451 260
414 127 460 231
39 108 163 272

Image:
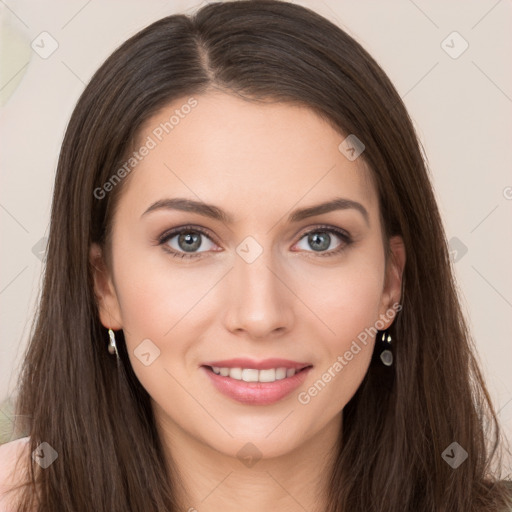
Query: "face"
91 91 405 461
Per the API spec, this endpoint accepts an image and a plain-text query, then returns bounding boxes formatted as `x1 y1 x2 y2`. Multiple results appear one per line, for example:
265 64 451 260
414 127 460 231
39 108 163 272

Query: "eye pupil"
164 226 347 259
178 232 202 252
309 232 330 251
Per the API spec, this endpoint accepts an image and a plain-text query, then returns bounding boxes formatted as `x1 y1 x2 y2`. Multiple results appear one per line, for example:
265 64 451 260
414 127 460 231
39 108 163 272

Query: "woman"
1 1 511 510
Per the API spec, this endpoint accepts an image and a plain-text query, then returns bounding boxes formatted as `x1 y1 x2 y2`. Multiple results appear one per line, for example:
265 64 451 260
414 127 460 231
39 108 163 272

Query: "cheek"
293 252 384 410
112 234 216 341
111 248 215 400
296 252 385 343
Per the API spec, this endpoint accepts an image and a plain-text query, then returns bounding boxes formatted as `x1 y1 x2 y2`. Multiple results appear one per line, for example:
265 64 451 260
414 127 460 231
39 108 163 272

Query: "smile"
206 365 310 383
201 364 313 405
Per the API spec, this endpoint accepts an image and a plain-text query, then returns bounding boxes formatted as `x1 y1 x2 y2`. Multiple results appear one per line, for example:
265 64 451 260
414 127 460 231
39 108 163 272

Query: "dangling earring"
108 328 120 359
379 330 393 366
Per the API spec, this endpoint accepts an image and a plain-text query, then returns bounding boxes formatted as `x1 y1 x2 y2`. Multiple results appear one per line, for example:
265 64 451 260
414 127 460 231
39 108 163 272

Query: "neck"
155 407 342 512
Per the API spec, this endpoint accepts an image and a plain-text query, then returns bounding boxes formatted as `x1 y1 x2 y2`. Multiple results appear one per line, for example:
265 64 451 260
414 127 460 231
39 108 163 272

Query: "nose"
222 245 294 339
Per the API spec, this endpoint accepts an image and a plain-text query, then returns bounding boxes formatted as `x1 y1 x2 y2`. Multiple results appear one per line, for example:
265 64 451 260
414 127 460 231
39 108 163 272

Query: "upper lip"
202 358 312 371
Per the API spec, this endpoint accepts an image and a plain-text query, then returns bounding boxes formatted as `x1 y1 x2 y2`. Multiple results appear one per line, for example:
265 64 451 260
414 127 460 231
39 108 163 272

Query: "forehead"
119 91 378 224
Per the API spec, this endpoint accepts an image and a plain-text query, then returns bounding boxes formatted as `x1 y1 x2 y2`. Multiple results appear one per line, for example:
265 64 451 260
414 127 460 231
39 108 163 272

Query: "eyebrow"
141 197 370 227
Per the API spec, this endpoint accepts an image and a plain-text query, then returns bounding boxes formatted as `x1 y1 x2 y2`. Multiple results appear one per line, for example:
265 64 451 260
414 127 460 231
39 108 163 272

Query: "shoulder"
0 436 31 511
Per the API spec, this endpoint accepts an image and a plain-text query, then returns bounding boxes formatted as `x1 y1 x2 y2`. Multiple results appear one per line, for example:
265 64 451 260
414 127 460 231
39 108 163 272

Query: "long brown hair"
7 1 511 510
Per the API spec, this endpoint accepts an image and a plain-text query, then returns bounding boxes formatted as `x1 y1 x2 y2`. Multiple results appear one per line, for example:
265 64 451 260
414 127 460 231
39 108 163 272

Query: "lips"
201 358 311 371
200 357 313 405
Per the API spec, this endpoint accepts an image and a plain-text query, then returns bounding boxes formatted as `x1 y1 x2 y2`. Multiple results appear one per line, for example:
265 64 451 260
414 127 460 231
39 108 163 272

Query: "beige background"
1 0 511 473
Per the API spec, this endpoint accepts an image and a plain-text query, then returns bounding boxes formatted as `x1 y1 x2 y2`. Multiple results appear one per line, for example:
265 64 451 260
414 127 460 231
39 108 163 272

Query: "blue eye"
294 226 352 257
159 226 217 259
158 224 353 259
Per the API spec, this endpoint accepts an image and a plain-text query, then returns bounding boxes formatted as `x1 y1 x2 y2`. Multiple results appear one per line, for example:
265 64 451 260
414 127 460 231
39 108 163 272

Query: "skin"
90 91 405 512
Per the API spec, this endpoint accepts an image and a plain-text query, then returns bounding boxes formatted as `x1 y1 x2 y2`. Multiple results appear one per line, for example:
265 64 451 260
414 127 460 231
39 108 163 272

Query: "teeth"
242 369 259 382
276 368 287 380
210 366 298 383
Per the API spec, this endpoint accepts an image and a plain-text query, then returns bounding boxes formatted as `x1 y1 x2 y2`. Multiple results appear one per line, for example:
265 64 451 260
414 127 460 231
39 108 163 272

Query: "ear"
378 235 406 328
89 243 123 330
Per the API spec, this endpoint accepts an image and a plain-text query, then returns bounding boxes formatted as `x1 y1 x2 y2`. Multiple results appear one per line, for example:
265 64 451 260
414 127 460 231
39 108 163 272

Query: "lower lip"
201 366 312 405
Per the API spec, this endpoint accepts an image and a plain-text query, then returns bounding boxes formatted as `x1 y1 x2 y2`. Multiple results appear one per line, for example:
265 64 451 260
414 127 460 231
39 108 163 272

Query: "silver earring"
108 328 120 359
379 331 393 366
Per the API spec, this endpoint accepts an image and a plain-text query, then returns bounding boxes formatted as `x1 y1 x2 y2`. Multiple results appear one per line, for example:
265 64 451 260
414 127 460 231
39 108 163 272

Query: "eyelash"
157 224 353 260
